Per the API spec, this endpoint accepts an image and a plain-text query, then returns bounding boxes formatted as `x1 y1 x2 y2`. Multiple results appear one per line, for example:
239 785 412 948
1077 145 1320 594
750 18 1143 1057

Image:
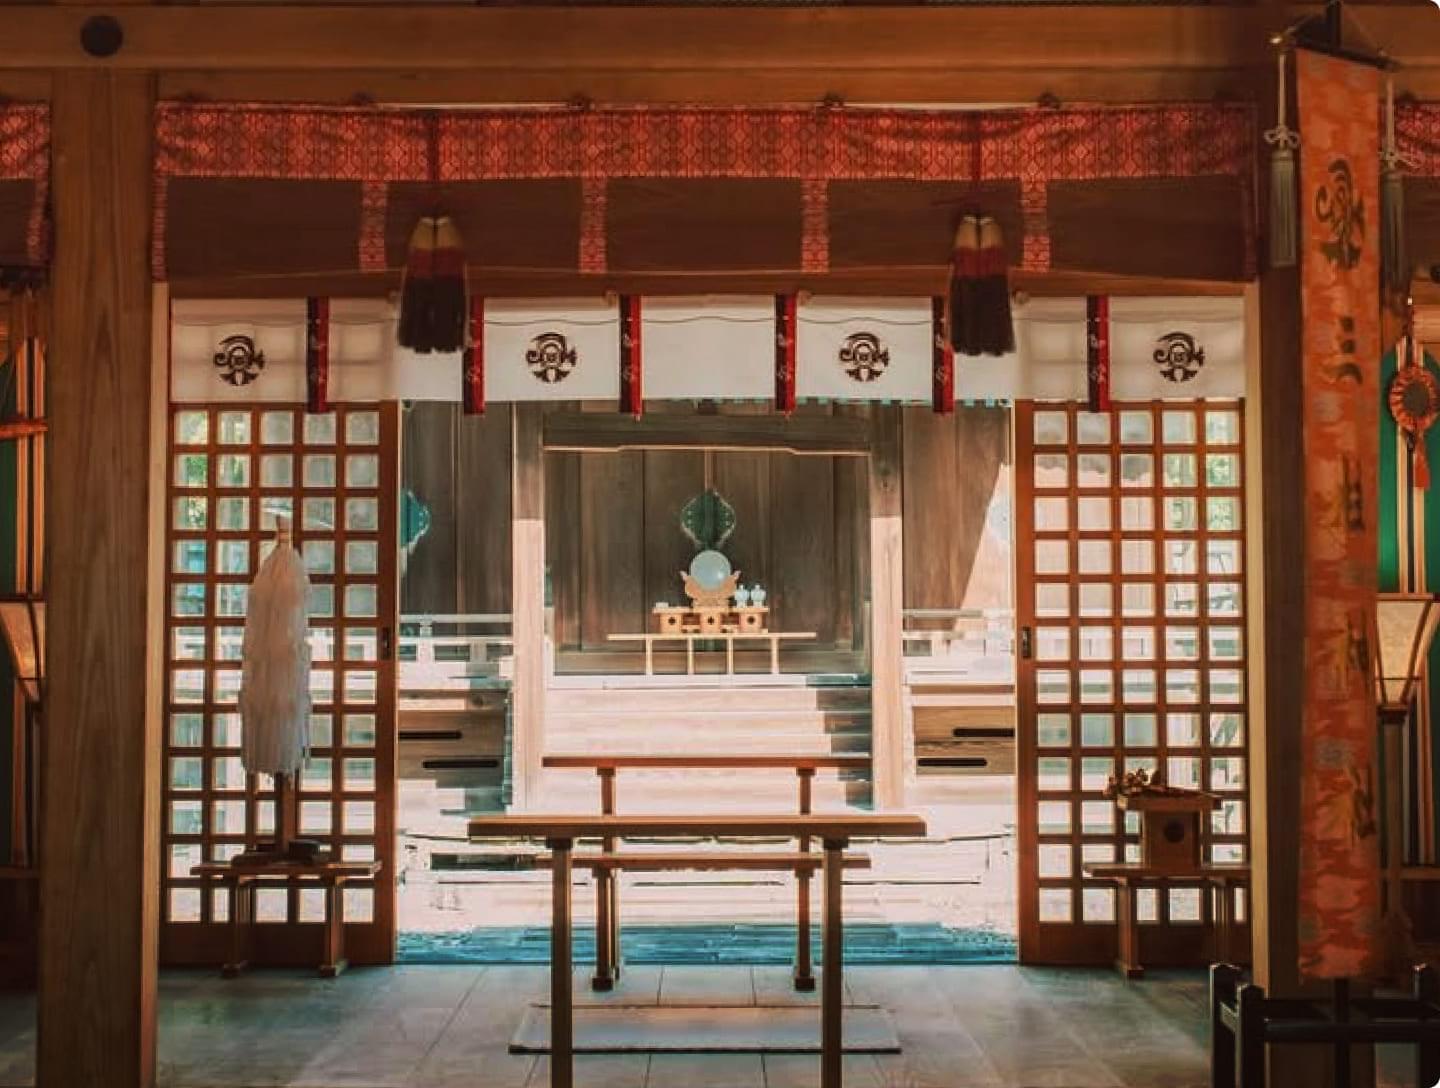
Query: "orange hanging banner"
1297 48 1383 980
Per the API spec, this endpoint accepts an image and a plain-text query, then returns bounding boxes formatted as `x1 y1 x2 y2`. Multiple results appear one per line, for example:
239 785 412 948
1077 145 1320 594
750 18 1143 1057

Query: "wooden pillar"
511 404 546 810
40 71 162 1088
1246 209 1346 1081
869 406 905 810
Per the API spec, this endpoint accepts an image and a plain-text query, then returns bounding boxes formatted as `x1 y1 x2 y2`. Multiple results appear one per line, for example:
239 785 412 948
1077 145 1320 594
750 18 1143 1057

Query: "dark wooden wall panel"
579 448 646 648
642 444 706 614
456 410 513 615
768 445 837 643
902 404 1009 610
401 402 459 615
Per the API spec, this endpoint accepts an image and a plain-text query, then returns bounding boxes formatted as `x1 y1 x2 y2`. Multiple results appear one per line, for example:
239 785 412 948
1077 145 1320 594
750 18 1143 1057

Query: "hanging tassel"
620 295 643 418
949 214 1014 356
774 294 797 415
1086 295 1111 414
1265 44 1300 270
1382 71 1413 297
932 296 955 414
397 215 468 355
463 295 485 416
305 298 330 415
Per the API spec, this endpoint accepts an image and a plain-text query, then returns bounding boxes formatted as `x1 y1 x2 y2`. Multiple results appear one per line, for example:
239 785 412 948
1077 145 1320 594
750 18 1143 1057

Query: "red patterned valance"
0 103 50 271
153 102 1256 285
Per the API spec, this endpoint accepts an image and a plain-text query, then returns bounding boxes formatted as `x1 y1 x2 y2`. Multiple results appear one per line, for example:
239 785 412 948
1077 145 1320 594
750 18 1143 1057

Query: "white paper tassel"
239 534 312 778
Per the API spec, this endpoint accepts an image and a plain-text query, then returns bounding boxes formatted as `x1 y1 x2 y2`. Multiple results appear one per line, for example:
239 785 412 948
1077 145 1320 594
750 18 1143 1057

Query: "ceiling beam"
166 267 1247 301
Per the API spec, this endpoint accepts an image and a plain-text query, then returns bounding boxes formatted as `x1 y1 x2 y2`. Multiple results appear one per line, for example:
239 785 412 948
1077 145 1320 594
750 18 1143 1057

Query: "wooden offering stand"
1116 786 1220 872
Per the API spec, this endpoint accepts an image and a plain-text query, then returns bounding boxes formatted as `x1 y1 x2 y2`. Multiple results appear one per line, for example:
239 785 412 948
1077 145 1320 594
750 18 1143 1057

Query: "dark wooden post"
1415 964 1440 1088
1211 963 1239 1088
795 767 816 991
39 69 162 1088
821 836 847 1088
549 836 574 1088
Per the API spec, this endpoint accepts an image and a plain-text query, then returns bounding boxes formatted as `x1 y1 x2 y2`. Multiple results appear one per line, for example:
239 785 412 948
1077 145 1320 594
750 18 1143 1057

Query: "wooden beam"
40 70 160 1088
510 404 546 812
0 6 1283 72
543 412 873 457
156 66 1251 107
167 269 1249 303
868 406 906 811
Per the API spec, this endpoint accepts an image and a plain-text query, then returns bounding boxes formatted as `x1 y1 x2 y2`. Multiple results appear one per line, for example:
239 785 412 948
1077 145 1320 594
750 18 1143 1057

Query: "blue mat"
399 923 1016 966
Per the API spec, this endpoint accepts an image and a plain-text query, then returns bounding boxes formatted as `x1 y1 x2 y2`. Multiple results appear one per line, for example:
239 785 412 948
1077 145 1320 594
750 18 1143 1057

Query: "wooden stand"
192 858 381 978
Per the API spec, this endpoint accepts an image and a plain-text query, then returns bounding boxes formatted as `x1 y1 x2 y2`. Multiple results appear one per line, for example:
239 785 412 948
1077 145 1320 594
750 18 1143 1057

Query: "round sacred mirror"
689 549 732 591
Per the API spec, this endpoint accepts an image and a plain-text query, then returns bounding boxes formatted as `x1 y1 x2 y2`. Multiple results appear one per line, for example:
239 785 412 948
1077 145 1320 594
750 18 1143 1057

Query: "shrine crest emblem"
526 332 579 384
213 335 266 386
838 332 890 383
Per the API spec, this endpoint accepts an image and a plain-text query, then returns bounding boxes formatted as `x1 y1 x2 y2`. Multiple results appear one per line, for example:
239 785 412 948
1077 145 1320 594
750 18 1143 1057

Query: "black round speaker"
80 15 125 59
1163 817 1187 844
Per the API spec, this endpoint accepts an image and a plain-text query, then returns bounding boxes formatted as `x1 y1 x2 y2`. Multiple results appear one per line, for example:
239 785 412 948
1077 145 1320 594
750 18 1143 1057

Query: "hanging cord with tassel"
1265 39 1301 270
1382 66 1415 298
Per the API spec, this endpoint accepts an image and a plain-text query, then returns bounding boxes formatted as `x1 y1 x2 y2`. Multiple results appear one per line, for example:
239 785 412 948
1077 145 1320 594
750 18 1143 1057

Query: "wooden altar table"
468 812 928 1088
607 630 816 675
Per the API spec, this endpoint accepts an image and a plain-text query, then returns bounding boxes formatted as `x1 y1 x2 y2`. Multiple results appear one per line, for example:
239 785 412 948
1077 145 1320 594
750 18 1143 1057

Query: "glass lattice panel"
161 404 397 958
1017 401 1248 956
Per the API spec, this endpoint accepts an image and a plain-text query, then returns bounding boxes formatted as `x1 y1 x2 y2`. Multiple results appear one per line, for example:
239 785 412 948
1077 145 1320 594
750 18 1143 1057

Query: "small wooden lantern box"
1117 790 1220 872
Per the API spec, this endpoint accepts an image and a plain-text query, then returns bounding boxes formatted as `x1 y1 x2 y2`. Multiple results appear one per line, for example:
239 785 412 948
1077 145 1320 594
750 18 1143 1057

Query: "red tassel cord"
306 297 330 415
1086 295 1111 414
620 295 643 418
949 214 1015 357
463 295 485 416
775 294 797 414
932 295 955 414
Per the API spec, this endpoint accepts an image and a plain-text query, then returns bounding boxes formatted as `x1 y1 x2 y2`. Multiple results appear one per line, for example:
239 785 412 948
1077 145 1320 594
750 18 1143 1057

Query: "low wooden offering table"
607 629 816 675
1082 860 1251 979
192 857 381 978
469 812 927 1088
542 753 873 991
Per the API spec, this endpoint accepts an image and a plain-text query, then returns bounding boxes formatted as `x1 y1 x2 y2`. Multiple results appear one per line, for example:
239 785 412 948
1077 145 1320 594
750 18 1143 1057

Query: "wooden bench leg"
1115 881 1143 980
319 878 348 978
795 770 816 992
550 837 575 1088
795 867 815 992
222 879 253 979
821 838 846 1088
593 869 615 991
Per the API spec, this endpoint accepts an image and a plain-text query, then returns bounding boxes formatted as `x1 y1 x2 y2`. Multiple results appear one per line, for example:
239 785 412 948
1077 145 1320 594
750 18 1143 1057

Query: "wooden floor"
0 963 1420 1087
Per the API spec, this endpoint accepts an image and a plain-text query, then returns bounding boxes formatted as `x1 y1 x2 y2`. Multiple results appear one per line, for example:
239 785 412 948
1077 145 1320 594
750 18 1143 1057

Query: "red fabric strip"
932 296 954 415
620 295 643 418
306 297 330 415
463 295 485 416
1085 295 1110 414
774 294 797 415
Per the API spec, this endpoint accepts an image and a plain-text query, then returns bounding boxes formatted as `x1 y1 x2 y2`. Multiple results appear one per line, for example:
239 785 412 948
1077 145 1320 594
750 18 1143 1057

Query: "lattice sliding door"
1015 400 1249 965
161 403 399 966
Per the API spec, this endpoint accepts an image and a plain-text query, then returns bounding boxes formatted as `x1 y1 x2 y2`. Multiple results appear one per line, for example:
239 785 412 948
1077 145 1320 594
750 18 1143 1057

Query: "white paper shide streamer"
239 538 312 778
